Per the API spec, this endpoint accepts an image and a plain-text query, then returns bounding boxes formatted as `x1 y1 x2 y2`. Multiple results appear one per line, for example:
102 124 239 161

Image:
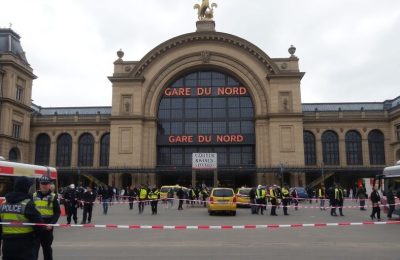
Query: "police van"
0 157 57 203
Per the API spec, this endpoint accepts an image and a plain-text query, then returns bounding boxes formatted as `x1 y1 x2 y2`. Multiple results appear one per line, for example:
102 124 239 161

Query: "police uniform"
149 188 160 215
270 186 278 216
33 175 60 260
0 176 44 260
281 186 290 216
255 186 266 215
138 186 148 214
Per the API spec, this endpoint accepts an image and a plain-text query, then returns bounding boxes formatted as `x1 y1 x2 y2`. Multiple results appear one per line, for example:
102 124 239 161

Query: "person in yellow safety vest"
138 184 148 214
337 185 345 216
281 185 290 216
33 175 60 260
269 184 278 216
318 185 326 211
330 184 339 216
149 188 160 215
255 185 266 215
0 176 45 259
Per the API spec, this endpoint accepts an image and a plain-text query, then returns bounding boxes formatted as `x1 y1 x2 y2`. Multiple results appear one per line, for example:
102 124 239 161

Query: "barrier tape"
61 197 400 210
0 221 399 230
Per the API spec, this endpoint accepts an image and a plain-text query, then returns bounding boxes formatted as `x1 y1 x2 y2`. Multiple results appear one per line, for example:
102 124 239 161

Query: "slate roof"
0 28 28 64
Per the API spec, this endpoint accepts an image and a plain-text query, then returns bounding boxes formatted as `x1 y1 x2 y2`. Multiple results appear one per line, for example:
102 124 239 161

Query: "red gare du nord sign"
164 86 247 97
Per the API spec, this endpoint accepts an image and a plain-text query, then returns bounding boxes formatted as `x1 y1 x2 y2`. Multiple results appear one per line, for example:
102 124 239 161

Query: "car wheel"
231 211 236 216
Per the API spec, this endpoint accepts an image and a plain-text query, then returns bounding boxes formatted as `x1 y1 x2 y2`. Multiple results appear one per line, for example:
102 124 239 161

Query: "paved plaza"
45 200 400 260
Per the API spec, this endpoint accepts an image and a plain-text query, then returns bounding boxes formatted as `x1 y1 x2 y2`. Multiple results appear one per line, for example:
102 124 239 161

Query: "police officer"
255 185 266 215
270 184 278 216
81 186 96 224
64 184 78 224
149 187 160 215
318 185 326 210
281 185 290 216
337 185 345 216
138 184 148 214
330 185 338 216
33 175 60 260
0 176 44 260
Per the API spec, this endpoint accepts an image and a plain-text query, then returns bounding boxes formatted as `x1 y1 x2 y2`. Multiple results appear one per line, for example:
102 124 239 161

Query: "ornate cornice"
129 32 281 77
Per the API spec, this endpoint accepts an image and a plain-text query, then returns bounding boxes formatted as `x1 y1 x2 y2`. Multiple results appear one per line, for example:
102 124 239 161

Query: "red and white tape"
1 221 399 230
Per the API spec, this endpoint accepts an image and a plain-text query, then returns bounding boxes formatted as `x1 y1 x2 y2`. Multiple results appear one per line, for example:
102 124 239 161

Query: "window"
303 131 316 165
16 87 23 102
35 133 51 166
368 130 385 165
157 70 255 168
56 134 72 167
396 125 400 142
345 130 363 165
9 148 20 162
12 123 21 139
322 130 339 165
78 133 94 167
100 133 110 167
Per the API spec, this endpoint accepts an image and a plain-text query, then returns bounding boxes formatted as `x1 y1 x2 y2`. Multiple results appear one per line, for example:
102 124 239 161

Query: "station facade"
1 20 399 189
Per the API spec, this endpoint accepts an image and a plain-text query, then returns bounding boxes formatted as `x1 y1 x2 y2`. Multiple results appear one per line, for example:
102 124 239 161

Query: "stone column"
49 138 56 166
93 138 100 167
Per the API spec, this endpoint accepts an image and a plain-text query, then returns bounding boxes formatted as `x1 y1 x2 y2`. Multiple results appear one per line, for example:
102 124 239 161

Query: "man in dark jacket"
386 185 395 219
370 184 381 221
176 187 184 210
249 187 257 214
81 186 96 224
33 175 60 260
0 176 44 260
64 184 78 224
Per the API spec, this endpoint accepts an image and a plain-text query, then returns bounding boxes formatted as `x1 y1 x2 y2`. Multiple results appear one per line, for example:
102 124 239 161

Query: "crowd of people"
0 176 399 259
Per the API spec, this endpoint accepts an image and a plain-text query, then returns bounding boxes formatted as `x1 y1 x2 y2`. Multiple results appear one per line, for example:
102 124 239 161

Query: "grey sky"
1 0 399 107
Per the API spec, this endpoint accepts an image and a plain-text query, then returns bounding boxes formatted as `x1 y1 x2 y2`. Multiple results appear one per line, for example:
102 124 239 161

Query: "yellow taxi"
207 188 237 216
236 187 252 207
159 185 179 201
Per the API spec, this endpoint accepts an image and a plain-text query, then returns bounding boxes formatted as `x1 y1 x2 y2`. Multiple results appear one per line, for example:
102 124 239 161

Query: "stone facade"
1 24 399 189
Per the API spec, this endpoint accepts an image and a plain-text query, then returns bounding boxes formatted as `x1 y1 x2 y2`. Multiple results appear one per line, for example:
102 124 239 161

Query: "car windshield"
238 189 251 195
213 189 234 197
160 187 171 192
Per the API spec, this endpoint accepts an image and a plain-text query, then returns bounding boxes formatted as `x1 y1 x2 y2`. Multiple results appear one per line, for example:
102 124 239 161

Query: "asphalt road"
44 200 399 260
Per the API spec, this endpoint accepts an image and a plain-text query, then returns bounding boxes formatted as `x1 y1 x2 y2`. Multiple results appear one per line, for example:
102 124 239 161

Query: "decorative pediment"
129 32 280 77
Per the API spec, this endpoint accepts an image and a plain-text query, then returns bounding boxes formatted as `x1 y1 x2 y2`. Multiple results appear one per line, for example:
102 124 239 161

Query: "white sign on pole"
192 153 217 170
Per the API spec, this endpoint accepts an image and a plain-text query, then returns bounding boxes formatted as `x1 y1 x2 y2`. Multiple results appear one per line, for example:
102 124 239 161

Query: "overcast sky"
1 0 399 107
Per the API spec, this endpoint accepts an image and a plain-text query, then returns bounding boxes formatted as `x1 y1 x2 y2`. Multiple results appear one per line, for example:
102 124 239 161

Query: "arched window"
303 131 316 165
35 133 51 165
345 130 363 165
78 133 94 167
9 148 20 162
322 130 339 165
56 134 72 167
100 133 110 167
368 130 385 165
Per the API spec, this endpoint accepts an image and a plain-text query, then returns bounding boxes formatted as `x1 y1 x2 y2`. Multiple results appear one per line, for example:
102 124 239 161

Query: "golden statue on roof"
194 0 218 21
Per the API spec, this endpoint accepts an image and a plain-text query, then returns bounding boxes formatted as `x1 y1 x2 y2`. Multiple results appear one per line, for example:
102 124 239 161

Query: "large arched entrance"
156 70 255 188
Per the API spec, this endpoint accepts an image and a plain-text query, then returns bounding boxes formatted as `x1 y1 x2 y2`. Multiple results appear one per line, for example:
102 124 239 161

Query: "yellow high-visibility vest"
282 188 289 198
139 188 148 199
33 192 55 218
150 190 160 200
0 199 34 235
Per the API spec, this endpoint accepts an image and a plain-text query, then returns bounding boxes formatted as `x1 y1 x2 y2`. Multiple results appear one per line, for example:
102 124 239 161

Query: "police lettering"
2 204 22 213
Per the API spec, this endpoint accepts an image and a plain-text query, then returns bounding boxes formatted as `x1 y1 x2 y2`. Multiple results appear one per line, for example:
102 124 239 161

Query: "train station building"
1 17 399 189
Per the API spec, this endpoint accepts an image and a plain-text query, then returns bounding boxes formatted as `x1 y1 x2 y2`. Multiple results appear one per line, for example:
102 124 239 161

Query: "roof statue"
194 0 218 21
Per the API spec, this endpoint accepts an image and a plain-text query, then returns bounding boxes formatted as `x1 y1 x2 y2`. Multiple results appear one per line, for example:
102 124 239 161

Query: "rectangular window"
16 87 23 102
12 123 21 139
198 122 212 134
213 122 226 134
228 121 241 134
185 122 197 135
171 122 183 135
397 125 400 142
